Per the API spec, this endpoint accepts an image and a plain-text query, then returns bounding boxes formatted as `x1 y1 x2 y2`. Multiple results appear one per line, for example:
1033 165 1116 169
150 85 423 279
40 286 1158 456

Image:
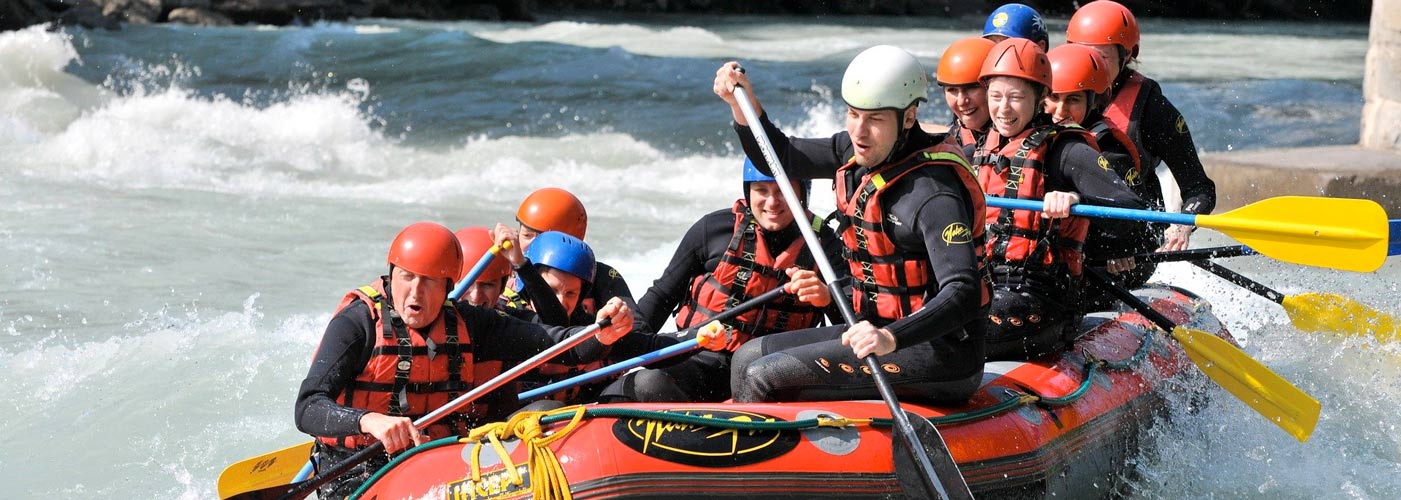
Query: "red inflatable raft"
353 285 1224 499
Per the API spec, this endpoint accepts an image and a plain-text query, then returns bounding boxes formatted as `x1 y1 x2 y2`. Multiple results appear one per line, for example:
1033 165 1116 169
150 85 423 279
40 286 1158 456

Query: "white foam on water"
465 18 973 62
0 293 326 497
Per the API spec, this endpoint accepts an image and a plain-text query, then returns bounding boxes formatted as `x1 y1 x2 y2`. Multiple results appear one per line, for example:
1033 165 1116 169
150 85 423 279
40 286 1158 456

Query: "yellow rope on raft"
460 405 590 500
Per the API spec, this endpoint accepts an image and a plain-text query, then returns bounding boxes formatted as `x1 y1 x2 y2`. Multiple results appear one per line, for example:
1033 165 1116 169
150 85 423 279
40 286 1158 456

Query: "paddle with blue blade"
734 84 973 500
1085 268 1320 441
985 196 1389 272
218 241 512 499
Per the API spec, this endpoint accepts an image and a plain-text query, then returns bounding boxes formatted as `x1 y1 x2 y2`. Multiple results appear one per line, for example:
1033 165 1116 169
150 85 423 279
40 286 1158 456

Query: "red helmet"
1066 0 1140 59
936 37 996 86
1047 43 1112 95
454 227 512 282
516 187 588 240
387 222 462 281
979 38 1051 89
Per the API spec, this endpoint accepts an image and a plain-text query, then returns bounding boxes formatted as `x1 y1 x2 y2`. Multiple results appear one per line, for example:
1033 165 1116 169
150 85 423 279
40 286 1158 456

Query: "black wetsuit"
726 113 988 404
1083 70 1217 289
294 298 610 499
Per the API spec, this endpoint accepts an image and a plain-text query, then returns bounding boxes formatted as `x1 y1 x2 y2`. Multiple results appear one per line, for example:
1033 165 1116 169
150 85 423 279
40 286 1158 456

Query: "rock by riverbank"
0 0 1374 32
1202 145 1401 216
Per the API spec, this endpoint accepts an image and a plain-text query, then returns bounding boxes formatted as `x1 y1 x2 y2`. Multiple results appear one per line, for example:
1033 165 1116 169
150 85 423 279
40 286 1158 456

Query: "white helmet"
841 45 929 111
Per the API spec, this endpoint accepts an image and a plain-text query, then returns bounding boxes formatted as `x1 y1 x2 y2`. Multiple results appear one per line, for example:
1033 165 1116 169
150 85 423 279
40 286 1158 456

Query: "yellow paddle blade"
1171 326 1321 442
217 441 313 499
1282 292 1401 343
1197 196 1387 273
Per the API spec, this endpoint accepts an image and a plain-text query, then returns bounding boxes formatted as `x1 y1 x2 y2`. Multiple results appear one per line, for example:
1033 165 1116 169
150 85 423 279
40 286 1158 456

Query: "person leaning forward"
713 45 991 405
293 222 634 500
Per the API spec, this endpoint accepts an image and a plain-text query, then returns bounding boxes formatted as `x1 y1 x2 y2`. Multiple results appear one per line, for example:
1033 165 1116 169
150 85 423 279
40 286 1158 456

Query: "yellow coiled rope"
461 405 590 500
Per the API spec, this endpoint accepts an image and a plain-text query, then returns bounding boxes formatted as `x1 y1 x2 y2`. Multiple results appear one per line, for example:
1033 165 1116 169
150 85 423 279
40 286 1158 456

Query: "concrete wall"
1363 0 1401 150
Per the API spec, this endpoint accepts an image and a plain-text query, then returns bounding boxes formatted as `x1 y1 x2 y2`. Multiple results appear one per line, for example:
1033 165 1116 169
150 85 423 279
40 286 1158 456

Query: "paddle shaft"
448 241 510 301
733 85 969 500
231 320 609 500
518 285 787 401
1086 268 1182 332
987 196 1194 225
1134 245 1257 264
1191 260 1285 304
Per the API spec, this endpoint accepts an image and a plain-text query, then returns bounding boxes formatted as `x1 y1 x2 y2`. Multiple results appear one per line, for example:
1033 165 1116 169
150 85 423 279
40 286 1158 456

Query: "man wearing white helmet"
712 45 990 404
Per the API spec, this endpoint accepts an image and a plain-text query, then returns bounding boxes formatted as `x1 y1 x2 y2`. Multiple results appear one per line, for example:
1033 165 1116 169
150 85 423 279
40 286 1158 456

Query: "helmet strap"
881 106 916 166
381 271 399 312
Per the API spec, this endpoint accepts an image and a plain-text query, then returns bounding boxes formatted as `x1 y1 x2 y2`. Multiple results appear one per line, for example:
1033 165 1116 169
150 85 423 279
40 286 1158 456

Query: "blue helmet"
742 157 811 204
524 231 596 283
983 3 1048 45
742 156 774 183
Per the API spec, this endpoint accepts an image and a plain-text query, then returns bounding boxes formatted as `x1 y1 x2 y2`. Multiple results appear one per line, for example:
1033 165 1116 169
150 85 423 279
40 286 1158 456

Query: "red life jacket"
674 200 826 349
972 124 1097 277
1101 71 1160 170
833 144 990 324
319 279 484 449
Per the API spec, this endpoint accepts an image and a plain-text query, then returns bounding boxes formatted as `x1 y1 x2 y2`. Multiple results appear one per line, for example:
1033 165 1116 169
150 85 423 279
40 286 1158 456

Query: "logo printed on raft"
445 465 530 500
612 409 800 468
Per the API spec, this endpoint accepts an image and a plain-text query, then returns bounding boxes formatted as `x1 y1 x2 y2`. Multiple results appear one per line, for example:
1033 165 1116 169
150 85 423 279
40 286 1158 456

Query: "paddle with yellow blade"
1131 218 1400 341
1086 268 1321 442
217 240 513 499
985 195 1390 273
1190 260 1398 343
217 441 315 500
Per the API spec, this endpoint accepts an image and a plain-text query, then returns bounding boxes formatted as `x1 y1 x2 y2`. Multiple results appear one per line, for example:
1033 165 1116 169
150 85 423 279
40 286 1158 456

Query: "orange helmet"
454 226 512 282
1066 0 1140 59
387 222 462 281
1047 43 1112 95
516 187 588 240
979 38 1051 89
936 37 997 87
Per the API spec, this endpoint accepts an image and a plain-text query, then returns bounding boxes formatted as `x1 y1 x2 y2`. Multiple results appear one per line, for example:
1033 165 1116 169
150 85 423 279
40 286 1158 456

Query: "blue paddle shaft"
517 339 702 400
985 196 1197 226
516 285 789 401
291 461 314 483
1390 219 1400 257
448 246 502 301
